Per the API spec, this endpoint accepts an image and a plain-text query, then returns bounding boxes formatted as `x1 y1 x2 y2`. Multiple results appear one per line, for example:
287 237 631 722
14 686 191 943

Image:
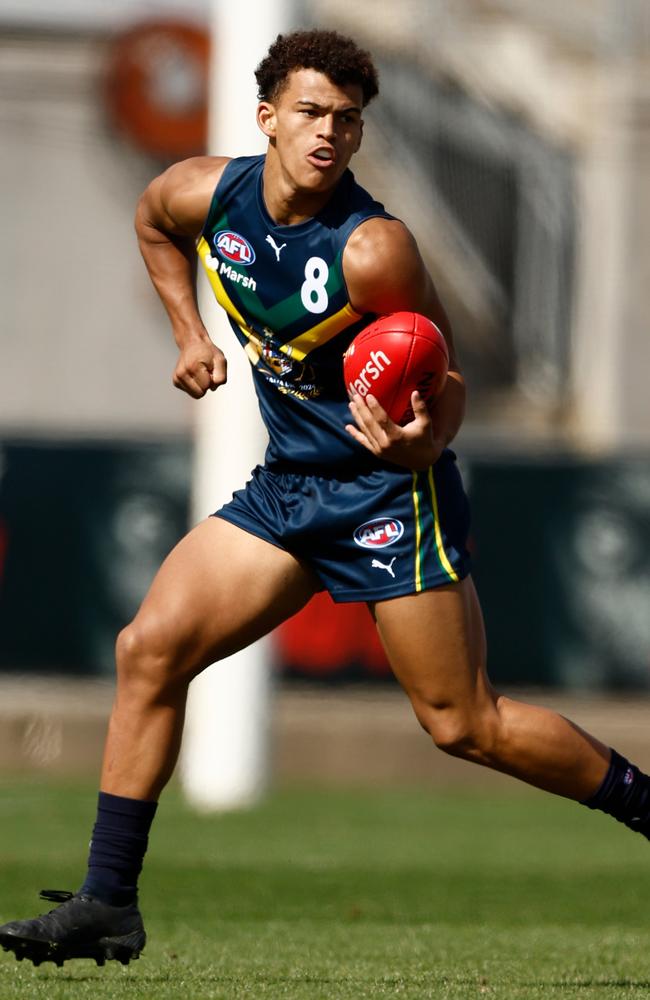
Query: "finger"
184 377 208 399
210 356 227 386
192 365 214 392
411 391 431 421
349 393 383 433
344 422 378 454
173 370 207 399
363 394 400 449
403 391 432 430
348 398 382 450
365 393 394 429
181 380 206 399
348 395 368 429
207 365 226 390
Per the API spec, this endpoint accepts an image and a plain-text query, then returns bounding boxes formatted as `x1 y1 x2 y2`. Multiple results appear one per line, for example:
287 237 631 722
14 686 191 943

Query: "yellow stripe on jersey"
427 466 460 583
411 472 424 592
198 236 362 362
284 303 363 361
197 237 253 336
197 238 267 368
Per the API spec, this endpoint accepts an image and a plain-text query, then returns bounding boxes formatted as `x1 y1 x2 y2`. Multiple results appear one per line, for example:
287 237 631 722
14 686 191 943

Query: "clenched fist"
173 339 227 399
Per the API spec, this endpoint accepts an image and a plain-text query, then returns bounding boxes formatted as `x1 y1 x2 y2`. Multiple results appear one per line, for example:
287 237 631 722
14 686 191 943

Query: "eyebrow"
295 100 362 115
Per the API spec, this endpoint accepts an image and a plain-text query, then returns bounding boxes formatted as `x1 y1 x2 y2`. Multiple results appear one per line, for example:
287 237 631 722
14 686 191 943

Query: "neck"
261 150 339 226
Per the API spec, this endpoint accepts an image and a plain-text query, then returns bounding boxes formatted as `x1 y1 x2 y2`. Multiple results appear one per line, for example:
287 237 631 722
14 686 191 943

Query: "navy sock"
80 791 158 905
582 749 650 839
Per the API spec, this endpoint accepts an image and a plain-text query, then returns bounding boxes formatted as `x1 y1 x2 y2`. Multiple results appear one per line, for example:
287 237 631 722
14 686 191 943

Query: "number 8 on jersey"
301 256 329 314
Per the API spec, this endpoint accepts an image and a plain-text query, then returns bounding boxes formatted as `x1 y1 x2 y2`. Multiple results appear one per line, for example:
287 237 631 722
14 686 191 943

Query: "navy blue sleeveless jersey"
199 154 472 600
197 154 393 469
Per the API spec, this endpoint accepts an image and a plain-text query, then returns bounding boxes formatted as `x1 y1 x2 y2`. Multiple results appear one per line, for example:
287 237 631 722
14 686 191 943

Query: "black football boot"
0 890 145 967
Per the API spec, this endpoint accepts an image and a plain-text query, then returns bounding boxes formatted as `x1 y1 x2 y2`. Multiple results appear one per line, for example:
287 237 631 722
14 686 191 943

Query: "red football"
343 312 449 425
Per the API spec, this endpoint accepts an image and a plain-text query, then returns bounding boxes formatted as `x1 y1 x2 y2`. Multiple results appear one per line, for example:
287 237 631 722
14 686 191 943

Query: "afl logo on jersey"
214 230 256 265
353 517 404 549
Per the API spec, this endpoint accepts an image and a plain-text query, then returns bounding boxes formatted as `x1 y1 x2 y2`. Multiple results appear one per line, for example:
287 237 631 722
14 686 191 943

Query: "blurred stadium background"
1 0 650 784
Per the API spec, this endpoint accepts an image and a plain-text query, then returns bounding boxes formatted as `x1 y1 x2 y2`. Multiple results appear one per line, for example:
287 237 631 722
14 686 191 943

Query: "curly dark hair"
255 29 379 106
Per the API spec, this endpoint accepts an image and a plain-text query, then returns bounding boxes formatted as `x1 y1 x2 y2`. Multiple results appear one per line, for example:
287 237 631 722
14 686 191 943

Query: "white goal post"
179 1 293 810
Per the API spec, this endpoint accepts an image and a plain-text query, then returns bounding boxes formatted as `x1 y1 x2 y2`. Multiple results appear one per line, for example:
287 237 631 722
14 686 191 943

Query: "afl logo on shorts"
353 517 404 549
214 230 256 265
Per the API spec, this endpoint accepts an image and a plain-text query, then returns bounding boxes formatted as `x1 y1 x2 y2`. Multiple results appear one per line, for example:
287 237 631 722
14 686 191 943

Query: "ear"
257 101 276 139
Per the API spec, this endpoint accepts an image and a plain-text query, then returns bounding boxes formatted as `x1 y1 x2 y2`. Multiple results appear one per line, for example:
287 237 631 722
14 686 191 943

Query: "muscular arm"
342 218 466 468
135 156 230 398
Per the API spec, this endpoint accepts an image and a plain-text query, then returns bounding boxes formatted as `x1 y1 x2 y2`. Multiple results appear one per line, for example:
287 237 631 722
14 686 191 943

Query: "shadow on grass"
533 981 650 991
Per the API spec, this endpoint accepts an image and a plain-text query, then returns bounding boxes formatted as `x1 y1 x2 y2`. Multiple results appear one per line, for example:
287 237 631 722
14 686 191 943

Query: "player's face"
257 68 364 194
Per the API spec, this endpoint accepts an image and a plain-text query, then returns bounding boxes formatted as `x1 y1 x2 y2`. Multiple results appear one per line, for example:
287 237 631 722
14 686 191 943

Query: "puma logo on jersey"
266 235 287 262
371 557 397 578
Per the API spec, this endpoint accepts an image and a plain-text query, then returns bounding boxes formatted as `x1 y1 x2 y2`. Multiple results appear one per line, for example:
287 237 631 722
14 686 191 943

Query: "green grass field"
1 778 650 999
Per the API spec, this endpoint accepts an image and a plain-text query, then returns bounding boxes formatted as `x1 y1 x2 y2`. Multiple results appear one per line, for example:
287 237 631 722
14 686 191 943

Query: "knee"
415 701 499 764
115 616 182 697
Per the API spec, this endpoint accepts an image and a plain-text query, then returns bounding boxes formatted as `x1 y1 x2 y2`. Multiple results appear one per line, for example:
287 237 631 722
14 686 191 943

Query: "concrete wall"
0 32 193 438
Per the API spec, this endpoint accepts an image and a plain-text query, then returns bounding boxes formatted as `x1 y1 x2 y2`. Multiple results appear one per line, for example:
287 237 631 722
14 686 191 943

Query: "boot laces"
39 890 75 904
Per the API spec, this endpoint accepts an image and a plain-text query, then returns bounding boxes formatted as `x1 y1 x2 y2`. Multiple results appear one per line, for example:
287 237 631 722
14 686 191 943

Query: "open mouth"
308 148 336 168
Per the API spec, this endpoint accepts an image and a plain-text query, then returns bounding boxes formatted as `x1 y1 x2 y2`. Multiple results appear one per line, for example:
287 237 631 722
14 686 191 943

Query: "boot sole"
0 929 145 967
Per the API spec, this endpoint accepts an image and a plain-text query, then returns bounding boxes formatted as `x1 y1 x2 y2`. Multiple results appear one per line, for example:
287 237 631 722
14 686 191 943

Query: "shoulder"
342 216 454 345
139 156 232 237
342 216 429 315
160 155 231 196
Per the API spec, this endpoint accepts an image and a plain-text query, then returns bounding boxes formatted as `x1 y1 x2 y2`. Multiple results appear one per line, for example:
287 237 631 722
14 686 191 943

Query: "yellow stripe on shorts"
427 466 459 583
411 472 424 592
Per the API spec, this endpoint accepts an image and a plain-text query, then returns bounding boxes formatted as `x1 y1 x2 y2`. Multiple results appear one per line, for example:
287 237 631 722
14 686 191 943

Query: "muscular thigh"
130 516 319 675
370 576 491 715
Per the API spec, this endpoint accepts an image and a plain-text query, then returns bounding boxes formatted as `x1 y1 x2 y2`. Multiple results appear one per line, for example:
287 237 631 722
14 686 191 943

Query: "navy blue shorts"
214 450 471 603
